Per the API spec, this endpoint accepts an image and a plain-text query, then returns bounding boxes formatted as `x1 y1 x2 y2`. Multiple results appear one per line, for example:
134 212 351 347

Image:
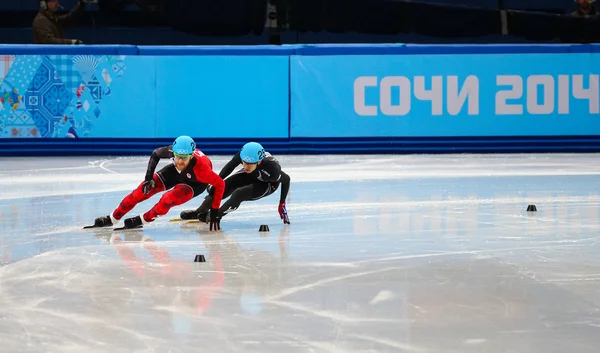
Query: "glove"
208 208 221 231
278 202 290 224
142 179 155 194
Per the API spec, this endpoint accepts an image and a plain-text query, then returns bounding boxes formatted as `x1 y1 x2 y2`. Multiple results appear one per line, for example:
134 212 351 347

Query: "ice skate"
180 209 200 220
198 211 209 222
113 215 143 231
124 215 143 229
83 215 113 229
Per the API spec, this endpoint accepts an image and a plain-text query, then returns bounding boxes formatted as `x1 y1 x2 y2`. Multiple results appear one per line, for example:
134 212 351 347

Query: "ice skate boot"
198 211 208 222
180 209 200 220
94 215 113 227
123 215 143 229
83 215 114 229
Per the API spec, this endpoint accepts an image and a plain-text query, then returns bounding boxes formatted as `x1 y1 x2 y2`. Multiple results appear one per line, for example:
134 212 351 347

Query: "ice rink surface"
1 153 600 352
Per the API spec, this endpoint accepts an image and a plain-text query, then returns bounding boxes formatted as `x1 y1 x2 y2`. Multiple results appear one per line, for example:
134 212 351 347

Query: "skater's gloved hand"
142 179 155 194
278 202 290 224
208 208 221 231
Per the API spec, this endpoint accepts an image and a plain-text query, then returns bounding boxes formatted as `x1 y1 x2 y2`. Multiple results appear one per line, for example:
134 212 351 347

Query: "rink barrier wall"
4 136 600 156
1 44 600 156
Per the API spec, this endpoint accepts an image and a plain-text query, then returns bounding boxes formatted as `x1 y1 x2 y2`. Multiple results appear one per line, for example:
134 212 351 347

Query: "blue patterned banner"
0 54 289 139
0 54 129 138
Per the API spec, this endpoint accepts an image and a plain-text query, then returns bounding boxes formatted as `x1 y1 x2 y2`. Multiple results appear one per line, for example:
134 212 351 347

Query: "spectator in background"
33 0 85 44
572 0 598 17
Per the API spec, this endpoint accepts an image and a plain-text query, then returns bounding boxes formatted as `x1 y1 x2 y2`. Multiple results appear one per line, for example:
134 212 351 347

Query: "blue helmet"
240 142 265 164
172 135 196 156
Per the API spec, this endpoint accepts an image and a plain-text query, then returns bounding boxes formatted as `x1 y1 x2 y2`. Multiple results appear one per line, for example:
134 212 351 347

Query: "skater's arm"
278 170 291 203
219 152 242 178
207 172 225 209
145 146 173 181
197 168 226 209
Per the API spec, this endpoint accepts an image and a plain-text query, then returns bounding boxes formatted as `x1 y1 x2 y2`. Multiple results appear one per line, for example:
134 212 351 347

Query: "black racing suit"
191 151 291 218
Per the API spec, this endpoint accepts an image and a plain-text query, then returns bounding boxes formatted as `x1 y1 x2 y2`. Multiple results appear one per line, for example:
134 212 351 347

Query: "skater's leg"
92 165 179 228
202 172 255 214
122 183 196 229
217 185 253 216
181 170 253 219
143 183 195 222
112 164 178 220
112 173 166 221
197 193 216 214
217 182 274 218
92 174 166 227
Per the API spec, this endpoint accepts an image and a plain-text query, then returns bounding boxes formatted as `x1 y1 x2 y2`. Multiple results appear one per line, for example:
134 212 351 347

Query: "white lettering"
573 74 599 114
353 76 378 116
527 75 554 115
558 75 570 114
380 76 411 116
496 75 523 115
414 76 443 115
355 74 599 117
447 75 479 115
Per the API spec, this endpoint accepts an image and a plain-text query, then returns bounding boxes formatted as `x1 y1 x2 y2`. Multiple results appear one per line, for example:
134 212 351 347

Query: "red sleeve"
193 159 225 209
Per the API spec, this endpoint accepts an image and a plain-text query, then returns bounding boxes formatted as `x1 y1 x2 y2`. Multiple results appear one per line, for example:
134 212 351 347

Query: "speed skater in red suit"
90 135 225 231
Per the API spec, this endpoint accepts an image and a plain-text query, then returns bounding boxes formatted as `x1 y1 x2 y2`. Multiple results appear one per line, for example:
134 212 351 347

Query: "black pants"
157 164 208 197
197 169 278 216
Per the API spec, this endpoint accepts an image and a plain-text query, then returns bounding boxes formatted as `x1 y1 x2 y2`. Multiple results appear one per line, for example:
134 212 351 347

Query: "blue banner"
0 54 289 139
4 44 600 155
152 56 289 138
290 53 600 137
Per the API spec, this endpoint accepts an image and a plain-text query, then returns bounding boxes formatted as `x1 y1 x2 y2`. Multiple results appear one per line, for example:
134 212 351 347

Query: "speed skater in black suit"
179 142 291 224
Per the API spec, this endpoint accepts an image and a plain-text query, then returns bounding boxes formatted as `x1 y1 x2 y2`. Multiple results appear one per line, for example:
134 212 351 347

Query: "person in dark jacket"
33 0 85 44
